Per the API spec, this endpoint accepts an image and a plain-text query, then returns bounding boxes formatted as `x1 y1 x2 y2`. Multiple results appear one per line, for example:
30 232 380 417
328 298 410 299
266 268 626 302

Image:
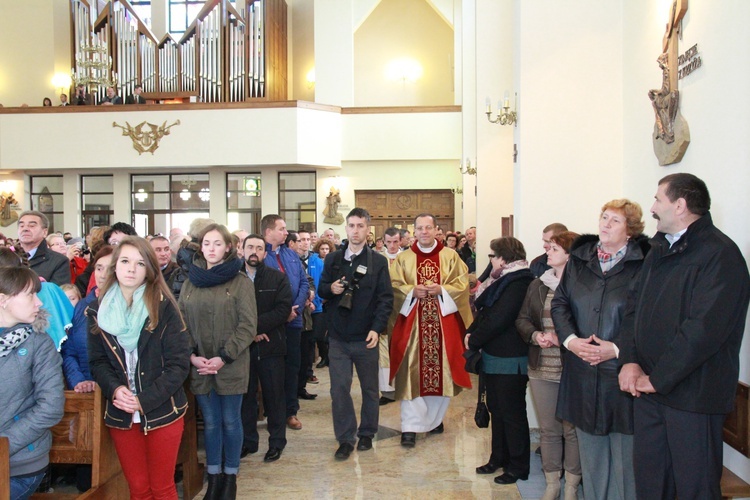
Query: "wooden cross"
662 0 688 89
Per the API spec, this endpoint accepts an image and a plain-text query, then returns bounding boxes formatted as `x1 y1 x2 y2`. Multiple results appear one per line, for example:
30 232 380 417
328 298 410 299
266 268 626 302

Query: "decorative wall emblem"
649 0 690 166
396 194 412 210
113 120 181 155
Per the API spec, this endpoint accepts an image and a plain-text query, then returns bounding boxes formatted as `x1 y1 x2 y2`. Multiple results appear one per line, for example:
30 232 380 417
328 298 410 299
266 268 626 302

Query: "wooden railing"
70 0 287 103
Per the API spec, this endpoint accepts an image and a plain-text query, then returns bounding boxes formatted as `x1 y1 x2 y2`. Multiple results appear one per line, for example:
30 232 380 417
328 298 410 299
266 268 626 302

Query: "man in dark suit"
18 210 71 286
73 84 93 105
125 84 146 105
99 86 122 105
59 94 70 106
240 234 292 463
619 173 750 499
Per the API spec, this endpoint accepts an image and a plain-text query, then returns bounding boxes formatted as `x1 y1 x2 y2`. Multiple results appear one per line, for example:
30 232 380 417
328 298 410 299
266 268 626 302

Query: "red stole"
390 242 471 395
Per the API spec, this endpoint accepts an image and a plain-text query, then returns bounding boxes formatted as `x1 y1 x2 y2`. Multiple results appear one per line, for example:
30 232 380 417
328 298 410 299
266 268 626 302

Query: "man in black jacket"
240 234 293 463
619 173 750 499
319 208 394 460
18 211 70 285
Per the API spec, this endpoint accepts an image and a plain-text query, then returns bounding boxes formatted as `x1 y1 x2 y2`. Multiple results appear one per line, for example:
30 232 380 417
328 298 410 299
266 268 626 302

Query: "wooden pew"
32 388 128 500
1 437 9 500
721 382 750 499
0 386 205 500
722 466 750 499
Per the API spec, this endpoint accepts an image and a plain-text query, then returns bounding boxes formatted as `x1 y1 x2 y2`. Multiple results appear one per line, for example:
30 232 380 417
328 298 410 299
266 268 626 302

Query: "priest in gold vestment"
389 214 472 447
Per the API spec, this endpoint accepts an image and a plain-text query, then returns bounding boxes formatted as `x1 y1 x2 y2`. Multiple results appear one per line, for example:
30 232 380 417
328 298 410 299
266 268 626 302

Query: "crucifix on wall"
649 0 690 165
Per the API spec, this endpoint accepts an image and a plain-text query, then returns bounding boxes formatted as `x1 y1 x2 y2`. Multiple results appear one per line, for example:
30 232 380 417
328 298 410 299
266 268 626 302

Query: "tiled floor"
200 364 580 500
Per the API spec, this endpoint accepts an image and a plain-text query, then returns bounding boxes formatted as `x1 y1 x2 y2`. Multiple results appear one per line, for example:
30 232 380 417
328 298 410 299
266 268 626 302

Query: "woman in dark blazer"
551 199 648 500
466 237 534 485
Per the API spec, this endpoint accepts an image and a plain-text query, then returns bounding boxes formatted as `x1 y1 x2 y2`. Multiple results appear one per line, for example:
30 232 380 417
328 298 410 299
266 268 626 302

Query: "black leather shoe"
493 472 528 484
240 445 258 458
219 473 236 500
298 389 317 400
400 432 416 448
475 462 503 474
429 422 444 434
203 473 223 500
335 443 354 460
379 396 395 406
264 447 282 462
316 358 329 368
357 436 373 451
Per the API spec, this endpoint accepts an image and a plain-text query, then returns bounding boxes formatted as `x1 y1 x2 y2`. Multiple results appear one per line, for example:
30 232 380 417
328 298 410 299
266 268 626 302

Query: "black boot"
219 473 237 500
203 473 223 500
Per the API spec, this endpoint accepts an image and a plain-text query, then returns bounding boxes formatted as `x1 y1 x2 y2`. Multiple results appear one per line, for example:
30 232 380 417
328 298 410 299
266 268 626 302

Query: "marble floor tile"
198 368 533 499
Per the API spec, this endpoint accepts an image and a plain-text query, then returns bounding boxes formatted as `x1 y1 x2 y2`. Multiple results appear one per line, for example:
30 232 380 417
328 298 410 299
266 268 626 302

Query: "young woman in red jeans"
88 236 190 499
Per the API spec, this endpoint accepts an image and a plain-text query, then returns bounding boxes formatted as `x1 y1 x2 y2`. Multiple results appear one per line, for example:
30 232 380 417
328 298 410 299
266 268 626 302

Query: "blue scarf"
97 283 148 353
188 257 243 289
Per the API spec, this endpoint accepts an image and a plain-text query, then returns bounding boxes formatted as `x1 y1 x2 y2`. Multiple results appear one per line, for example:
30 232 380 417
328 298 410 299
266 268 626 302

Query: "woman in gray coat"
179 224 256 500
0 267 64 500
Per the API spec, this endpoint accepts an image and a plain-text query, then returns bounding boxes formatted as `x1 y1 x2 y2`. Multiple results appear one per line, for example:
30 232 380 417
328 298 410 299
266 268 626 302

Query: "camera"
338 265 367 310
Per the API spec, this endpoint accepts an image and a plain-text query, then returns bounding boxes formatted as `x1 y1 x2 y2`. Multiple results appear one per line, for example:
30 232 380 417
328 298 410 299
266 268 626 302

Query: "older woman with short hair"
466 236 535 485
552 199 648 500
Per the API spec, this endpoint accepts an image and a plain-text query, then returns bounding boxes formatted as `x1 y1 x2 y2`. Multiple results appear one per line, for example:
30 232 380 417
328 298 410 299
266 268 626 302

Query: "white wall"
514 0 624 260
0 0 57 107
473 0 514 273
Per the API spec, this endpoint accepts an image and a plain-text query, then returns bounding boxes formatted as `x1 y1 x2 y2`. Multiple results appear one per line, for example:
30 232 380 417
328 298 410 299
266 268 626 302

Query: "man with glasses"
389 213 472 448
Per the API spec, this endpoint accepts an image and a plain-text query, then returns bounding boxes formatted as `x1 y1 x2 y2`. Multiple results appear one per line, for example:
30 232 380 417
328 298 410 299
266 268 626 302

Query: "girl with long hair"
88 236 190 500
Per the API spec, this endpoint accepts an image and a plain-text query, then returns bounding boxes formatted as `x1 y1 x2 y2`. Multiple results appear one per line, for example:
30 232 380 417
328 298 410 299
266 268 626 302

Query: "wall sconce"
306 68 315 89
135 188 148 202
486 91 518 126
458 158 477 175
451 185 463 195
385 58 423 83
51 73 72 94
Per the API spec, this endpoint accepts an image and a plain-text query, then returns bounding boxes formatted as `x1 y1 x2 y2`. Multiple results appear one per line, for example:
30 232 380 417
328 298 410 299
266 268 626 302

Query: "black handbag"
474 374 490 428
475 391 490 428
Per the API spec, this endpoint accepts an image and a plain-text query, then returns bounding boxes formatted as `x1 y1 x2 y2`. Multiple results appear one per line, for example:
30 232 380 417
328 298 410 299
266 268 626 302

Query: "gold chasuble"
389 241 472 400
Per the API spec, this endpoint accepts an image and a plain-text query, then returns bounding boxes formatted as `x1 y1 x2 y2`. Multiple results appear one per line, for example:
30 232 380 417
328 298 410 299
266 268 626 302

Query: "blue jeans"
196 390 244 475
11 471 45 500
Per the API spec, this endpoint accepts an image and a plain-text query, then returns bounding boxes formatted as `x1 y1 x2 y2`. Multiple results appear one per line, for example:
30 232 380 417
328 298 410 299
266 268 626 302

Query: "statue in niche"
0 191 20 227
323 187 344 225
648 53 679 144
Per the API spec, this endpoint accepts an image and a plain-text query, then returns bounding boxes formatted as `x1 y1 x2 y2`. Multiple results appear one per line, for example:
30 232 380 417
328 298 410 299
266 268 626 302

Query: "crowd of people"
28 83 147 109
0 173 748 500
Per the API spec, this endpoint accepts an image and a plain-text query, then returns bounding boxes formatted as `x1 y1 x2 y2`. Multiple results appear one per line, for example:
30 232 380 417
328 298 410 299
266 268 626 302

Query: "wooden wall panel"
264 0 288 101
355 189 455 237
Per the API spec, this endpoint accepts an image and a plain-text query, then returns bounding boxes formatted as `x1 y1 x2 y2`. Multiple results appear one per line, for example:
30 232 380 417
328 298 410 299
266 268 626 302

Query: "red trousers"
109 419 184 500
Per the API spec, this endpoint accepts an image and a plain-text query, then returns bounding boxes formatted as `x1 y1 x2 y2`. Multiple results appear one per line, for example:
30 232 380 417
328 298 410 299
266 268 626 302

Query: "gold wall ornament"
0 191 20 227
112 120 181 155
